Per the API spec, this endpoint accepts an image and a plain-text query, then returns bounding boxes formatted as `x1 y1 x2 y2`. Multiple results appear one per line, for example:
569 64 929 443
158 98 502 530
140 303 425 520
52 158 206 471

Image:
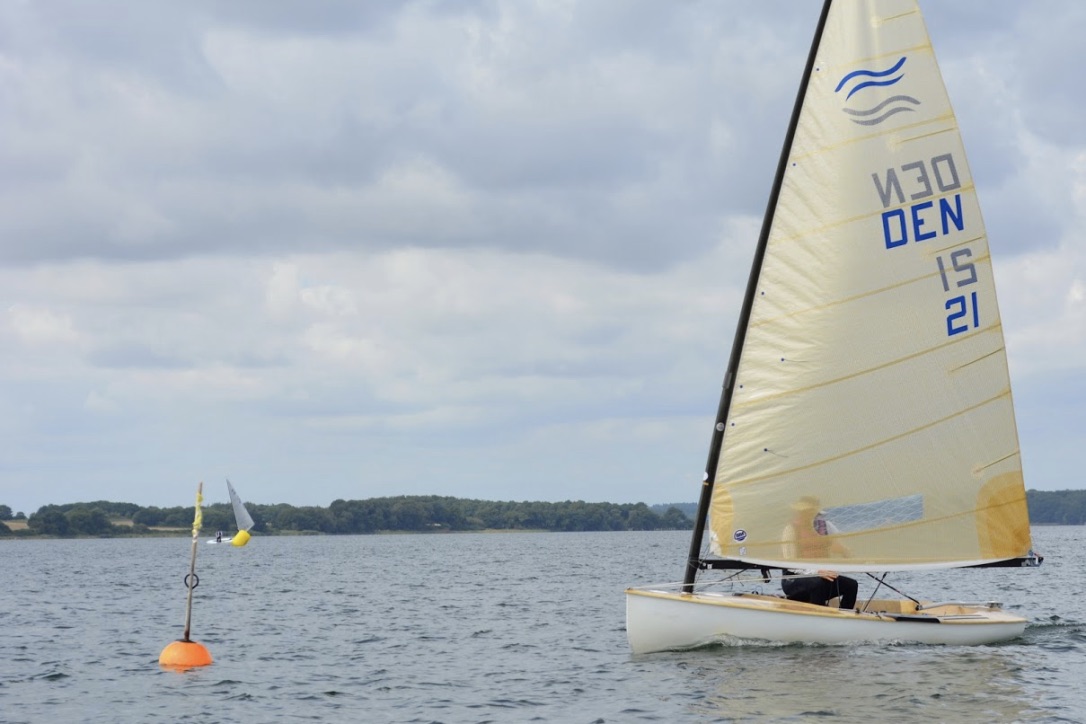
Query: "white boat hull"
625 588 1027 654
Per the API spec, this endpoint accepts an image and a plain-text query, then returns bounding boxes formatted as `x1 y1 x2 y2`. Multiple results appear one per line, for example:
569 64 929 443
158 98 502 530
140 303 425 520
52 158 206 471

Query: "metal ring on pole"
184 573 200 590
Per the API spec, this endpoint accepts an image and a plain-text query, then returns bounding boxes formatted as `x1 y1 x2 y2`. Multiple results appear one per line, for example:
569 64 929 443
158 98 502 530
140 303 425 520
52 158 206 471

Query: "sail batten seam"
720 389 1014 489
732 324 1004 408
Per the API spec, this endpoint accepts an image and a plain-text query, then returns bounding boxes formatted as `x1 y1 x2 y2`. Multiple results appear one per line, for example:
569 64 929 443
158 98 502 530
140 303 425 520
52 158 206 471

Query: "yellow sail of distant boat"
227 479 254 547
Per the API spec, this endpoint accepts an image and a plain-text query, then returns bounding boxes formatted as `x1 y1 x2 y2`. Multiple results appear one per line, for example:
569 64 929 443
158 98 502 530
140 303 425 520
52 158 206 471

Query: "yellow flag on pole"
192 486 203 537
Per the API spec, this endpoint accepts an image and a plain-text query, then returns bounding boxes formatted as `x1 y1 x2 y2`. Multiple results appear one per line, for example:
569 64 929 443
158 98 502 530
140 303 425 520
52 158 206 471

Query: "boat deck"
631 589 1025 624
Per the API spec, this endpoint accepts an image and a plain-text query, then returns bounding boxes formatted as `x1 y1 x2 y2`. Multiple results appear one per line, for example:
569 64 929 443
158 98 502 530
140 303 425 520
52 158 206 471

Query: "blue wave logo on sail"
835 56 920 126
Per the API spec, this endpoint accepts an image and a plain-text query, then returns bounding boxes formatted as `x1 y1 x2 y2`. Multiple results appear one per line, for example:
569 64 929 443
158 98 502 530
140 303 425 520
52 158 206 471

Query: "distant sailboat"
226 479 254 547
207 479 254 546
625 0 1042 654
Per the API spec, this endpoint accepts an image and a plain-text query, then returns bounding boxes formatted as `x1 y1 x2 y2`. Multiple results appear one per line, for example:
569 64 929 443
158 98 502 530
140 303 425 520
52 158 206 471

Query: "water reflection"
684 645 1041 723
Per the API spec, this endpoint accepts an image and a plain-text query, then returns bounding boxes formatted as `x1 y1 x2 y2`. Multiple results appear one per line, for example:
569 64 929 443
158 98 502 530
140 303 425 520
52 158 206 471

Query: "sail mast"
682 0 834 590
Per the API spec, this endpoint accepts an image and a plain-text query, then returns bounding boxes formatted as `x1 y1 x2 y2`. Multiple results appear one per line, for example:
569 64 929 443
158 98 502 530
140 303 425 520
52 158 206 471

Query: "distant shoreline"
2 497 695 537
0 517 568 539
7 489 1084 536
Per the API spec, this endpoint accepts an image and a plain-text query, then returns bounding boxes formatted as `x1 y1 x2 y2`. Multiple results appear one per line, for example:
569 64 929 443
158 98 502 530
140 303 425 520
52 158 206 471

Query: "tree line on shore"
3 488 1085 539
0 496 693 538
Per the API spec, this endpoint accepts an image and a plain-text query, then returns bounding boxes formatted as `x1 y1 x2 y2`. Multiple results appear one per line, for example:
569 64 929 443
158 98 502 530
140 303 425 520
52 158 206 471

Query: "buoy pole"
182 482 201 642
159 482 213 669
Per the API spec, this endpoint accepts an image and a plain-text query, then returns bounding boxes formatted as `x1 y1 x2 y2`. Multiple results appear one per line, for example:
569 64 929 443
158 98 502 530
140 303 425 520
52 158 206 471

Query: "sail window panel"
710 403 1023 568
822 495 924 534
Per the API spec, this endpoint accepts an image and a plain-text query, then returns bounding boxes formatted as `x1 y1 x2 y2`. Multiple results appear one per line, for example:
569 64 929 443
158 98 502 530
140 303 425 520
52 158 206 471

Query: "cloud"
0 1 1082 514
7 304 80 346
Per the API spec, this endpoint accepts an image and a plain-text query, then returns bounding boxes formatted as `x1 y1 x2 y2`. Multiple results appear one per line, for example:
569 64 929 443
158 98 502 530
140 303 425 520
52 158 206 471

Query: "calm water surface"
1 527 1083 722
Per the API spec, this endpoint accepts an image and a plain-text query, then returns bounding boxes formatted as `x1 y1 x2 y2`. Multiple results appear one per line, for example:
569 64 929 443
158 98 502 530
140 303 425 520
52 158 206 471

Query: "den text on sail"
874 152 964 248
873 152 981 337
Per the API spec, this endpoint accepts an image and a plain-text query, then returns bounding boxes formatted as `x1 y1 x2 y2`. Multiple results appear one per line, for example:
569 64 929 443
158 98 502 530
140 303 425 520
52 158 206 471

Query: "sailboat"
625 0 1042 655
207 479 255 547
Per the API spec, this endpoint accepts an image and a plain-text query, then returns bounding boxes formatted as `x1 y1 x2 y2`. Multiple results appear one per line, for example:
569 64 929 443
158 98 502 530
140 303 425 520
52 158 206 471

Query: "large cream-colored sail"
707 0 1032 571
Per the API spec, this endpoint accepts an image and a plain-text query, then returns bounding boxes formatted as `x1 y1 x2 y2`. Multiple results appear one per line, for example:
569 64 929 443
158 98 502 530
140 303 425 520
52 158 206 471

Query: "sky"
1 1 1083 515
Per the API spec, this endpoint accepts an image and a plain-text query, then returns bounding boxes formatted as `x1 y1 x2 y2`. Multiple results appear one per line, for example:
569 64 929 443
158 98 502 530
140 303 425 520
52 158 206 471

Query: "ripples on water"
1 527 1083 722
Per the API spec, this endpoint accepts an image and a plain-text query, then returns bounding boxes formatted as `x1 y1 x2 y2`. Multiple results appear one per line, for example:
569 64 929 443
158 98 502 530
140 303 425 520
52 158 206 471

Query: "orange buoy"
159 639 213 669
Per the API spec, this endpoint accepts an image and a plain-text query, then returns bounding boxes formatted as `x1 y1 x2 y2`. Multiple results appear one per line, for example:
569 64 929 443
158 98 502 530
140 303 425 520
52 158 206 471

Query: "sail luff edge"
682 0 836 590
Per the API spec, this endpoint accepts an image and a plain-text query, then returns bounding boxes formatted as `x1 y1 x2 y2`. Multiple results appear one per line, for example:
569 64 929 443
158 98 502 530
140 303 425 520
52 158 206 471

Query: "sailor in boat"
780 496 858 610
215 530 222 543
